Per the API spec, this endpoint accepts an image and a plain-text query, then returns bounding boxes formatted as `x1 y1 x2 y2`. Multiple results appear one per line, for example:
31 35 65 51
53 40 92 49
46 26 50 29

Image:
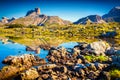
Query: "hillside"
0 8 71 26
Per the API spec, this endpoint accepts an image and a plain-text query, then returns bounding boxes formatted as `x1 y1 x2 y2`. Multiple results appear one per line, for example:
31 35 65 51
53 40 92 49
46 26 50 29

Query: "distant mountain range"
74 6 120 24
102 6 120 22
74 15 106 24
0 8 71 26
0 6 120 25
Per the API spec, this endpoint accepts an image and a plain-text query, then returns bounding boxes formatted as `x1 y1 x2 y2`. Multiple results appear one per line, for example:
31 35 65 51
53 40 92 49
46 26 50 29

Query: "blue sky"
0 0 120 22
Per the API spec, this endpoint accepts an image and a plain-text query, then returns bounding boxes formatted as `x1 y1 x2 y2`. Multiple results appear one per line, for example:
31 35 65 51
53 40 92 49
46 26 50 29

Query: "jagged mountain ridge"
26 8 40 16
74 6 120 24
74 15 105 24
102 6 120 22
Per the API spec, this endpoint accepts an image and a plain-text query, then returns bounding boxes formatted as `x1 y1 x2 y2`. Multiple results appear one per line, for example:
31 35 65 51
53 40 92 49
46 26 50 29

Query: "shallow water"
59 42 79 48
0 41 78 69
0 40 48 69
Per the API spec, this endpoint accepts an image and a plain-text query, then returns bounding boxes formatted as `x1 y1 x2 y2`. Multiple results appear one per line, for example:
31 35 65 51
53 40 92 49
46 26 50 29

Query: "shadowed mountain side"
102 6 120 22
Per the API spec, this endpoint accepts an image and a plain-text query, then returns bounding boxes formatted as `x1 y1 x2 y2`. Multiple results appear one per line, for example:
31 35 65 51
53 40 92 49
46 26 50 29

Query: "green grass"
95 55 109 62
84 55 94 62
84 55 108 62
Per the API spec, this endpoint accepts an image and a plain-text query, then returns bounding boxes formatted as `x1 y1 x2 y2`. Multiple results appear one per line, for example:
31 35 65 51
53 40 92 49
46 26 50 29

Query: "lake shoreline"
0 40 120 79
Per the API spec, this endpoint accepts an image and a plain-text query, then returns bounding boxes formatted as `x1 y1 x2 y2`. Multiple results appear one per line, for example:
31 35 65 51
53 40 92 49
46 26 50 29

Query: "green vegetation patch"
110 69 120 78
0 22 120 46
84 55 108 62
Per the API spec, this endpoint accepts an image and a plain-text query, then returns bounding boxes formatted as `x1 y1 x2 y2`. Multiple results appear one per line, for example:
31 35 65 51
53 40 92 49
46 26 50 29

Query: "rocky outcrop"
2 54 46 66
37 64 57 70
26 46 41 54
0 65 26 80
8 8 71 26
20 68 39 79
87 41 110 55
102 6 120 22
11 41 111 80
72 41 110 56
16 62 108 80
0 54 46 79
45 43 110 80
26 8 40 16
74 15 106 24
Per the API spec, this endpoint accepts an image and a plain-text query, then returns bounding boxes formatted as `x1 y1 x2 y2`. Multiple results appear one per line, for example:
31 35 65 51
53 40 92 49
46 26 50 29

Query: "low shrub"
110 69 120 78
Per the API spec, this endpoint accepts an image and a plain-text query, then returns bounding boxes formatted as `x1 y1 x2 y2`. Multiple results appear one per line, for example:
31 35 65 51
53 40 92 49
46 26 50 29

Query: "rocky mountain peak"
109 6 120 16
74 15 105 24
9 8 71 26
26 8 40 16
1 17 9 23
115 6 120 9
102 6 120 22
0 17 16 24
35 8 40 15
87 15 102 22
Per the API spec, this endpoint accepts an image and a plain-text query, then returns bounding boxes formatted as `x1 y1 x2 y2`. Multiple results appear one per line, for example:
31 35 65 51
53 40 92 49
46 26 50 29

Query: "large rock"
37 64 57 70
0 65 29 79
94 62 107 70
20 67 39 79
100 71 111 80
110 55 120 67
74 64 86 70
48 47 68 58
2 54 46 66
106 47 116 55
26 46 41 54
115 50 120 55
111 56 120 63
87 71 96 79
0 66 19 79
87 41 110 55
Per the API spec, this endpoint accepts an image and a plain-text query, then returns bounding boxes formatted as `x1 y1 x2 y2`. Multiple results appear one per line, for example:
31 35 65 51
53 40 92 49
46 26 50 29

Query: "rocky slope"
1 40 120 79
74 15 105 24
102 6 120 22
1 8 71 26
